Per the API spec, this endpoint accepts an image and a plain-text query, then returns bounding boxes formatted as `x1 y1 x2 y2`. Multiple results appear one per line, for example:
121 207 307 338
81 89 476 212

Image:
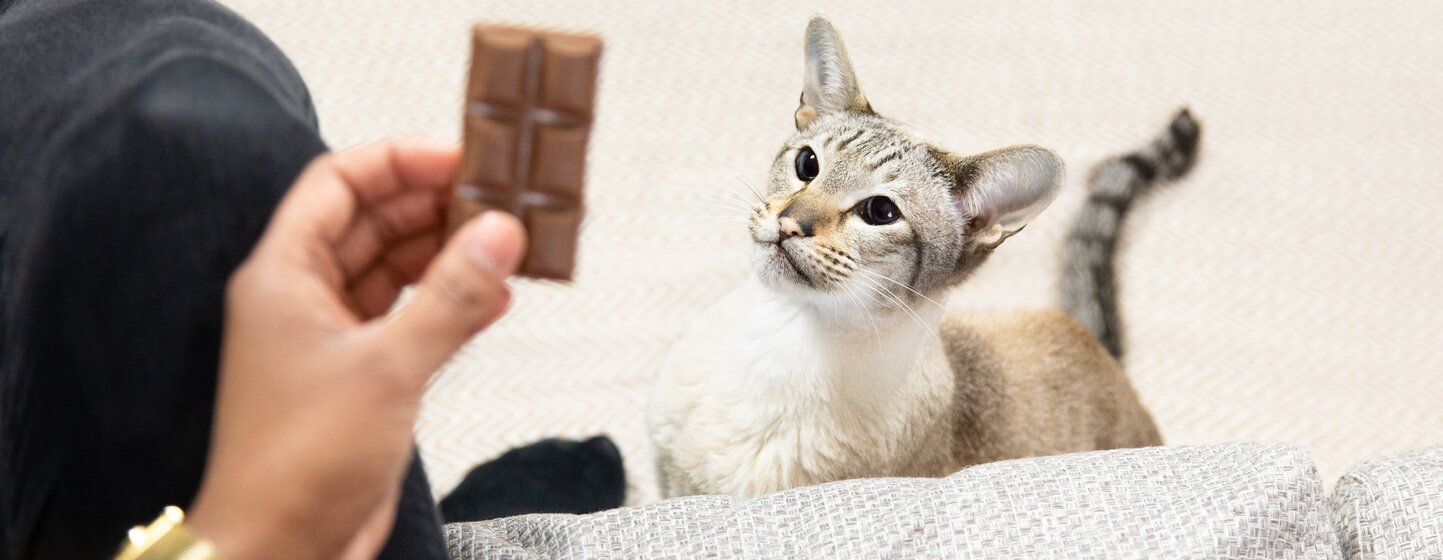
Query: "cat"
647 16 1198 498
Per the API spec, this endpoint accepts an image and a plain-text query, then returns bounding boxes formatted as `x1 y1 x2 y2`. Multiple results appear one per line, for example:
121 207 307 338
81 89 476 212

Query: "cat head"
749 16 1063 308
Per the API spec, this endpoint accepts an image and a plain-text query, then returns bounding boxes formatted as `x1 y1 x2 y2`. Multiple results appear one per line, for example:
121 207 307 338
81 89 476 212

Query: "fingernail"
465 211 524 275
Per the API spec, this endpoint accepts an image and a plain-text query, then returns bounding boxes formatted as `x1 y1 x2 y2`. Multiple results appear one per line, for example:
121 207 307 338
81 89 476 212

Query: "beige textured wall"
221 0 1443 503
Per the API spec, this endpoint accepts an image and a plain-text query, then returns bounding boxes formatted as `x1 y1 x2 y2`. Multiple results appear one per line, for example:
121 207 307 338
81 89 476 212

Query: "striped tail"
1061 108 1201 359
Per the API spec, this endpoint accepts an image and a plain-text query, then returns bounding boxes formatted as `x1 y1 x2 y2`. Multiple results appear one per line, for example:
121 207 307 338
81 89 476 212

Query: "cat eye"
795 147 820 182
857 196 902 226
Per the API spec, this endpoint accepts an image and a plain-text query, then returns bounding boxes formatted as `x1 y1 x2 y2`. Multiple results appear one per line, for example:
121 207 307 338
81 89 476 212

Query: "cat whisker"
814 245 860 268
700 186 761 209
692 152 766 204
852 277 910 320
808 245 858 273
849 278 893 311
808 246 946 315
852 273 942 345
792 244 853 284
811 263 849 284
670 193 752 207
854 268 950 314
730 173 766 204
669 186 760 211
671 199 753 214
677 216 752 223
656 212 754 230
841 282 883 346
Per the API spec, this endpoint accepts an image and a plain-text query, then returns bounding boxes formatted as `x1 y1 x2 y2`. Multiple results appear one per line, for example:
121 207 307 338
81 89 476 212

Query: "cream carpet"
221 0 1443 504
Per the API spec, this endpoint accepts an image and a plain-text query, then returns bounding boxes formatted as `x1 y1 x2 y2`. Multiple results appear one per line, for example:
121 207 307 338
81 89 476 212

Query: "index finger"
266 139 461 245
328 138 461 204
255 139 460 280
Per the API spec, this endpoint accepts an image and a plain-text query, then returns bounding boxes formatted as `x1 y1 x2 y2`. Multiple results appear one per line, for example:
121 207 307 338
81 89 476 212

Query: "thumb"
377 211 526 378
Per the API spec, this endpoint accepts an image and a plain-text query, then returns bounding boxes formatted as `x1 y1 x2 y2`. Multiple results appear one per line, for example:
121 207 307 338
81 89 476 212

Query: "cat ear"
796 16 871 130
952 146 1064 246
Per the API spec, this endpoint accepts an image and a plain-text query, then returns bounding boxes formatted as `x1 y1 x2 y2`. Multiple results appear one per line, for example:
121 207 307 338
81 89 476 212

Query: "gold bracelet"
114 506 224 560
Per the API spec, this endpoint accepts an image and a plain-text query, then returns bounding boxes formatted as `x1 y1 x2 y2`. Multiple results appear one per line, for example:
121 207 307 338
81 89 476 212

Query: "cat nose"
779 216 810 238
778 207 814 238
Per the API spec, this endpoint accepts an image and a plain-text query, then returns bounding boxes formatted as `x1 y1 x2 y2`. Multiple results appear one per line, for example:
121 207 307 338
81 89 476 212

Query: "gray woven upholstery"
446 443 1339 559
1331 446 1443 560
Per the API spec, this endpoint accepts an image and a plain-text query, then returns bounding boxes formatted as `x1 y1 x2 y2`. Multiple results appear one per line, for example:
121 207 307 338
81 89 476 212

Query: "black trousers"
0 0 447 558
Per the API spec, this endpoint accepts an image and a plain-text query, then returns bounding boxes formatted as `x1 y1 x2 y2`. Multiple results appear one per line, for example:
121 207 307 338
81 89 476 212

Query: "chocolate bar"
448 24 602 280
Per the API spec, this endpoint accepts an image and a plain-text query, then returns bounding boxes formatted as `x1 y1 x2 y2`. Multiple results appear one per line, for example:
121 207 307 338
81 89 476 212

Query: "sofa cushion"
1331 446 1443 560
446 443 1339 559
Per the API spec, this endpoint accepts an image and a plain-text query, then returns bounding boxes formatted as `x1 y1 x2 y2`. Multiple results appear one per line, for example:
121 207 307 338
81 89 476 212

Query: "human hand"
187 139 526 560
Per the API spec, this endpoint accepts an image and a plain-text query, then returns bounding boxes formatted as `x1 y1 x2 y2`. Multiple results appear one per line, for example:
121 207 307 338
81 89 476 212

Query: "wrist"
188 483 321 560
115 507 220 560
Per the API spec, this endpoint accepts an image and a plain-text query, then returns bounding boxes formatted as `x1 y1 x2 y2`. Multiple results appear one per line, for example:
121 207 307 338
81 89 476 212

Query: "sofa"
445 443 1442 559
219 0 1443 509
205 0 1443 555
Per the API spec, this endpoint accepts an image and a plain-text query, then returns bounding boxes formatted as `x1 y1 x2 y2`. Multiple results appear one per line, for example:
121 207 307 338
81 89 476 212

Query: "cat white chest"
648 282 948 497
